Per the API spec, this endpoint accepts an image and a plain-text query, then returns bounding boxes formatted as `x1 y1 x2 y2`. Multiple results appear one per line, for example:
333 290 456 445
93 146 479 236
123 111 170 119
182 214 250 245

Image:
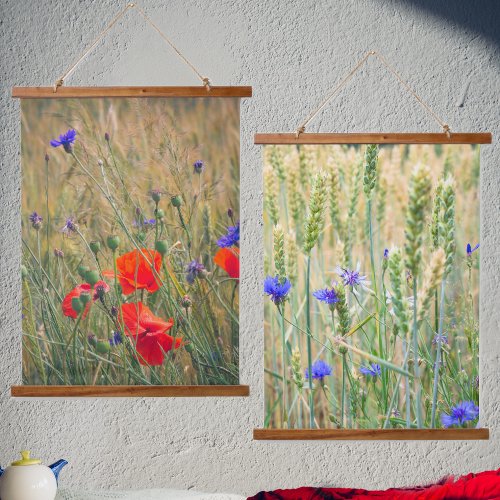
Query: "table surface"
56 489 246 500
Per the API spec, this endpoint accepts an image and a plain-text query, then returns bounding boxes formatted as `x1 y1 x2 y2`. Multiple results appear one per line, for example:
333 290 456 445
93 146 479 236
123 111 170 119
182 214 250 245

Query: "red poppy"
104 249 162 295
62 280 110 319
120 302 181 366
214 247 239 279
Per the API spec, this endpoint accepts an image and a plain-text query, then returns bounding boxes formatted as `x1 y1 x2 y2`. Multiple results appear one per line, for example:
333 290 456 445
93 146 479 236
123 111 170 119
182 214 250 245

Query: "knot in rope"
295 125 305 139
53 78 64 93
202 77 211 91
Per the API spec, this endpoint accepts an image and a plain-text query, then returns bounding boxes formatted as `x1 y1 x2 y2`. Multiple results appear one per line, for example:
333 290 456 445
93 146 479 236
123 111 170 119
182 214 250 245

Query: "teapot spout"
49 459 68 483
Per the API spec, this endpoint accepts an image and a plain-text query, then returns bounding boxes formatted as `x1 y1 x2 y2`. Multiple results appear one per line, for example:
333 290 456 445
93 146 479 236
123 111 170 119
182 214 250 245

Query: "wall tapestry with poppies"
263 143 479 429
21 97 240 386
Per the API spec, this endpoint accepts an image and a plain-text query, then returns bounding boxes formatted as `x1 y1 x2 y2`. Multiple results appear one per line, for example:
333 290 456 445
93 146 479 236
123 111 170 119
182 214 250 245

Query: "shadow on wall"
394 0 500 48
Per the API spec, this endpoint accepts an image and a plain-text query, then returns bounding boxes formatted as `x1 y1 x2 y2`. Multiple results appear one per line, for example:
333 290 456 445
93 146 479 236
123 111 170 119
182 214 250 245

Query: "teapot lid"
11 450 41 466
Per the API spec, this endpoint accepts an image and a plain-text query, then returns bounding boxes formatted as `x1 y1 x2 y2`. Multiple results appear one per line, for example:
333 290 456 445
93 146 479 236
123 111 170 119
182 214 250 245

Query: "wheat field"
264 143 479 429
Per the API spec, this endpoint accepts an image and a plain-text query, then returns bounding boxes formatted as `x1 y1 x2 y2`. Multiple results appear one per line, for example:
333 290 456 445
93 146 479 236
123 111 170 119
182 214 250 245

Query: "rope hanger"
295 50 451 138
53 3 211 93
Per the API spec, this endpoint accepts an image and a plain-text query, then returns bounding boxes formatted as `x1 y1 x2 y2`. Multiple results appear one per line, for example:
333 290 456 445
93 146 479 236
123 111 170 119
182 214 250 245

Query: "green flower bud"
96 340 111 354
155 208 165 219
137 231 146 243
71 297 84 314
185 343 194 354
171 195 182 208
77 265 90 279
150 189 162 203
155 239 169 255
79 292 91 305
106 235 120 251
85 270 100 286
21 265 28 279
89 240 101 255
180 294 192 309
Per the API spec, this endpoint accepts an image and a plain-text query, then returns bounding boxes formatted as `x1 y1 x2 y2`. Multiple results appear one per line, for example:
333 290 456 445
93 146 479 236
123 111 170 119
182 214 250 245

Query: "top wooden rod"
12 86 252 98
254 133 492 145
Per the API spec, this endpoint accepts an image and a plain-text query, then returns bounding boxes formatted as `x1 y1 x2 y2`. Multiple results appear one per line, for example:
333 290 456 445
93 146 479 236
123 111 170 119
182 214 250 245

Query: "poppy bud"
96 340 111 354
185 343 194 354
171 195 182 207
77 265 90 279
155 239 169 255
106 235 120 251
137 231 146 243
85 270 100 286
21 265 28 279
150 189 162 203
71 297 84 314
180 294 192 309
79 291 91 305
155 208 165 219
89 240 101 255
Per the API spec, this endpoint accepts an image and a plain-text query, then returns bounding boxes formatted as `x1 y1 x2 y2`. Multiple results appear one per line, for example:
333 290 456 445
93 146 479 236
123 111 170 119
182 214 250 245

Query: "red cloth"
247 469 500 500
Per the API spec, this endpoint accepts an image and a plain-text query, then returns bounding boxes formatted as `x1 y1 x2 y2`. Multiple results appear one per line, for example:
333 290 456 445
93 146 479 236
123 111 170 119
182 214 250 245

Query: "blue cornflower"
61 216 78 235
466 243 479 256
133 217 156 228
441 401 479 428
29 211 43 230
335 263 371 294
186 259 206 285
109 331 123 346
313 287 338 305
432 333 448 345
305 359 332 381
50 128 77 153
217 221 240 248
359 363 381 377
264 275 291 305
193 160 205 174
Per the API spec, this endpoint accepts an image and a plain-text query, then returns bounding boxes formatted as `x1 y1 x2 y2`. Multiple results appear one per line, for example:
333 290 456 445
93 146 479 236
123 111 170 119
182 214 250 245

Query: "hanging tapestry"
263 143 479 429
21 96 240 386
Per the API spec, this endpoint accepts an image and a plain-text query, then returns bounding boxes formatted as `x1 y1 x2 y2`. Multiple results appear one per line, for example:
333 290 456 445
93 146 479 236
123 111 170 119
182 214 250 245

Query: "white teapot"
0 450 67 500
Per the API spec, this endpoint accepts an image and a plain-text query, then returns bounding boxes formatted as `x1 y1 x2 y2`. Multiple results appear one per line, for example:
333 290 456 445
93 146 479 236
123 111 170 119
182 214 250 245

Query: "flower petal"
214 247 239 279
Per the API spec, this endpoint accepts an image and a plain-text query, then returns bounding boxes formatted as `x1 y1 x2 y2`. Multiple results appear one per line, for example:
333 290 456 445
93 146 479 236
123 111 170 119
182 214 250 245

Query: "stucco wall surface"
0 0 499 495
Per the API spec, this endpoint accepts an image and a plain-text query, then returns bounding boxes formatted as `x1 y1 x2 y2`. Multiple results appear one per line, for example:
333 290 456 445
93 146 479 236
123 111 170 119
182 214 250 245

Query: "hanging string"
295 50 451 138
53 2 211 93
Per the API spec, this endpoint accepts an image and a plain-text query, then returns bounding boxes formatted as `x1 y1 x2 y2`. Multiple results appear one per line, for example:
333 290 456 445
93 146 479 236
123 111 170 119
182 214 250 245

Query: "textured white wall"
1 0 499 496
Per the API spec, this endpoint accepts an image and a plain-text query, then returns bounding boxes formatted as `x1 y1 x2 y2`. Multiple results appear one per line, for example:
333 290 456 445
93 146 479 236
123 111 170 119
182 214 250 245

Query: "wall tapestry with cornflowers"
263 143 479 429
21 97 241 386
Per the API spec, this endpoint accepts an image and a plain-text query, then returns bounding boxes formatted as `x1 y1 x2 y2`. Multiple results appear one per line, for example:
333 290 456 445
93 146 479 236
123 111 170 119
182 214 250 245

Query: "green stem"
24 279 47 384
45 155 50 276
368 200 385 403
176 206 192 257
305 254 315 428
341 352 346 428
403 337 411 428
412 278 423 428
431 278 446 427
279 305 288 428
